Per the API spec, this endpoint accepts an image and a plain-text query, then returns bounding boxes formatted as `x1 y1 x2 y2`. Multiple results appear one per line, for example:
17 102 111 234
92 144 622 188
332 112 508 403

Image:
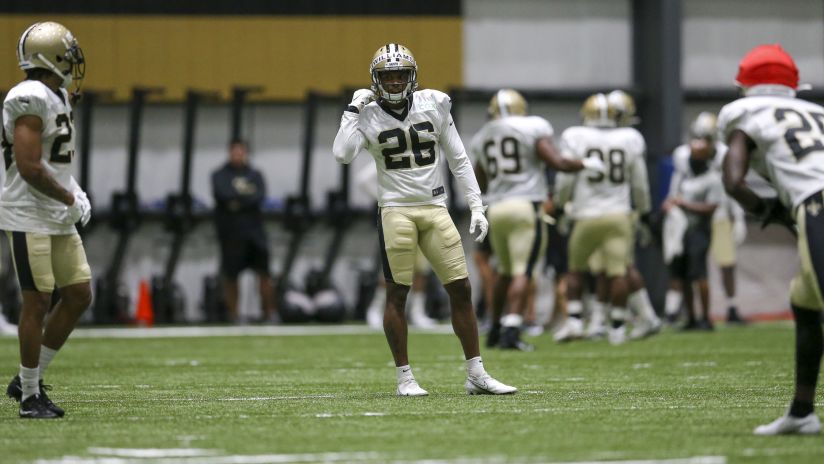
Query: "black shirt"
211 162 266 239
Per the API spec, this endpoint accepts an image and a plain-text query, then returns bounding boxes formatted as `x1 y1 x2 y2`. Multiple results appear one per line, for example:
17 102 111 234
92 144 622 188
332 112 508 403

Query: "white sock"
396 365 413 383
610 307 628 327
725 294 738 309
19 365 39 401
568 300 583 318
629 289 659 321
466 356 486 377
589 300 605 321
39 346 58 380
665 290 683 316
369 287 386 310
500 313 523 328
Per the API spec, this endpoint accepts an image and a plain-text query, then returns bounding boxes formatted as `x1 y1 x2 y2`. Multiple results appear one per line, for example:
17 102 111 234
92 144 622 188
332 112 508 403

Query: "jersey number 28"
586 148 625 183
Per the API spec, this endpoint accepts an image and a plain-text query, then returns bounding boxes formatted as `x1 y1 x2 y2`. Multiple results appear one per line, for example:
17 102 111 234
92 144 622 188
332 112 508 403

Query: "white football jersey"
333 89 482 210
469 115 552 203
670 142 731 222
1 80 77 234
718 95 824 209
555 126 650 219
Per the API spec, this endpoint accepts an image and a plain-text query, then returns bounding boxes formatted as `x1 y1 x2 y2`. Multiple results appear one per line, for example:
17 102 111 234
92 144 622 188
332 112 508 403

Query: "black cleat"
697 319 715 331
498 326 535 352
485 324 502 348
19 394 59 419
679 319 701 332
726 306 747 325
7 375 65 417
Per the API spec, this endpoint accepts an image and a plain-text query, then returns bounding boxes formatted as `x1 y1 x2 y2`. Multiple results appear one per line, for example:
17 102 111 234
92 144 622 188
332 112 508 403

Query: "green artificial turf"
1 323 822 463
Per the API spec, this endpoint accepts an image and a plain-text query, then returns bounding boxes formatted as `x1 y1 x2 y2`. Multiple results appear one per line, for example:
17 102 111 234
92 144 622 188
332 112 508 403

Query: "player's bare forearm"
537 138 583 172
723 129 764 214
22 167 74 205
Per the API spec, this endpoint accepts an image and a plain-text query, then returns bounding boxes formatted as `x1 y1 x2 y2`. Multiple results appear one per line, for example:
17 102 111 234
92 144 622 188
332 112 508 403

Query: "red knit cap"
736 44 799 88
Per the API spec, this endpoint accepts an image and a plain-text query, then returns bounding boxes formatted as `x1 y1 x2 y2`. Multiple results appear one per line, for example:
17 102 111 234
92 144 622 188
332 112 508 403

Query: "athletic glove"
348 89 376 113
756 198 796 236
68 190 92 227
469 207 489 243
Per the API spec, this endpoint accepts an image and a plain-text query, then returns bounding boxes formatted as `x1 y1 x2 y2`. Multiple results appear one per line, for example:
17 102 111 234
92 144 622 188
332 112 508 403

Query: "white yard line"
34 454 727 464
70 325 453 338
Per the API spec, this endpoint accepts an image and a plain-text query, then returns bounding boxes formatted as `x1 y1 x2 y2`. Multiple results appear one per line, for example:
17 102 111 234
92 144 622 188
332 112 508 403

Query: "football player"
553 93 652 345
686 113 749 325
470 89 604 350
721 44 824 435
663 114 726 330
1 22 91 419
585 90 661 341
333 43 516 396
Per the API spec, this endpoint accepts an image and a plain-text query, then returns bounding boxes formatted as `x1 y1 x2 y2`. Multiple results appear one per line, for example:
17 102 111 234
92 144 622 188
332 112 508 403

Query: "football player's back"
560 124 648 219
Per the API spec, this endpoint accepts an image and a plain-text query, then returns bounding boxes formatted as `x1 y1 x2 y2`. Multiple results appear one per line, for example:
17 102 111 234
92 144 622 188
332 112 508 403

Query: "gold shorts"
568 213 633 277
379 205 468 286
710 219 736 267
488 198 545 277
6 231 92 293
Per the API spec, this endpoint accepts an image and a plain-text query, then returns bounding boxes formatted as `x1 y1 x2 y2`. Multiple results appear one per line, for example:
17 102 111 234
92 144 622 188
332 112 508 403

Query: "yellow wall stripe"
0 15 462 102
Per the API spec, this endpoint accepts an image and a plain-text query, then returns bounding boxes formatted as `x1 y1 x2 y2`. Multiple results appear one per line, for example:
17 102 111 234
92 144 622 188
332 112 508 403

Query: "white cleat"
396 378 429 397
553 318 584 342
465 373 517 395
754 412 821 435
585 321 607 339
608 326 627 345
629 317 662 340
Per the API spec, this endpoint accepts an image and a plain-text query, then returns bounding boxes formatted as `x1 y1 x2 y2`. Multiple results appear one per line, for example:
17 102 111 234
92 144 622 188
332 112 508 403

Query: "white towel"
663 206 688 264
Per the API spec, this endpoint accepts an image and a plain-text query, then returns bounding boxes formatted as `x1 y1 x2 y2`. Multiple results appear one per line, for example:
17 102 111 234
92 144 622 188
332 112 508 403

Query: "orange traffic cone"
135 280 154 327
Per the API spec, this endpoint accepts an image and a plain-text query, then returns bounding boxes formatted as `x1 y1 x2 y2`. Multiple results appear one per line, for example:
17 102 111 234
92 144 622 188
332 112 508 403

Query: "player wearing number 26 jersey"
720 44 824 436
333 43 515 398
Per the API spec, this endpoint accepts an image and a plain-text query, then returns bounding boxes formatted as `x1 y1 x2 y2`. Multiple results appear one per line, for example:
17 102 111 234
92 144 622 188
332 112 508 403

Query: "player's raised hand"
349 89 376 113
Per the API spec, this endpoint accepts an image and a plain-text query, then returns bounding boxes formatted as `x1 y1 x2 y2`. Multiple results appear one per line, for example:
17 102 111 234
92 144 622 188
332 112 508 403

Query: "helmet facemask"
369 43 418 104
372 68 416 103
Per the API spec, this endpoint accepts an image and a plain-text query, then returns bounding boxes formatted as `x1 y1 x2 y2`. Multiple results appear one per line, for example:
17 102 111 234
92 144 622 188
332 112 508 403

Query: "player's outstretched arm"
332 89 372 164
536 137 603 173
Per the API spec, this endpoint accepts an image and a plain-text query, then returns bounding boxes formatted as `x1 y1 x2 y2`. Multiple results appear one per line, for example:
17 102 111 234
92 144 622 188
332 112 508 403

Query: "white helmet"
17 21 85 89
